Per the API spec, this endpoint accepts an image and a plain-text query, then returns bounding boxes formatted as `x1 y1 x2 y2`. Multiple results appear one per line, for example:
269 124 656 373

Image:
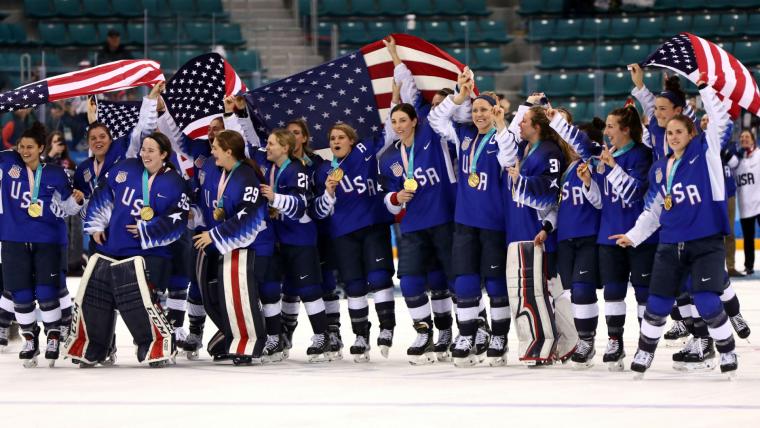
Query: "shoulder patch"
8 164 21 179
115 170 128 183
390 161 403 177
461 136 472 152
83 168 92 183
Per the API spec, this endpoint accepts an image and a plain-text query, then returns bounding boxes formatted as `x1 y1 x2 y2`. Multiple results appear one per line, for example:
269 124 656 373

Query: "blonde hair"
328 122 358 144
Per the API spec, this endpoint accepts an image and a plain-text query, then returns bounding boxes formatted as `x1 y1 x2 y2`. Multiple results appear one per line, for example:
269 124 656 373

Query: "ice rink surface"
1 257 759 428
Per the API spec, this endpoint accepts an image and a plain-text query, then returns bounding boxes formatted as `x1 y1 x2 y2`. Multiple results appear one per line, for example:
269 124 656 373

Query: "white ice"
1 255 758 428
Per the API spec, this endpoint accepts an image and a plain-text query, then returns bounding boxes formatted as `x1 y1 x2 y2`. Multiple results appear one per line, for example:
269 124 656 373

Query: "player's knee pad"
571 282 596 305
692 291 723 320
258 281 282 305
400 275 425 298
298 283 324 303
320 268 337 294
110 256 173 363
35 283 59 305
430 288 450 300
454 274 481 299
646 293 675 317
367 269 392 291
345 279 368 298
219 249 266 357
64 254 118 364
632 285 648 304
188 280 203 302
11 289 34 305
484 277 507 298
507 241 556 363
603 282 627 301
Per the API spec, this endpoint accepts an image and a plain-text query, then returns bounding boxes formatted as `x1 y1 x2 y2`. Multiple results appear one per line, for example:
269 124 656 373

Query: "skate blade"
327 350 343 361
684 359 717 372
409 352 436 365
282 348 290 360
22 357 39 369
379 345 390 359
453 354 479 368
436 351 452 362
723 370 737 380
606 359 625 372
79 362 97 368
265 352 284 363
632 371 645 380
672 361 687 371
664 337 689 348
102 354 117 366
0 345 7 354
475 351 487 364
572 360 595 370
488 356 506 367
308 353 329 363
352 352 370 363
47 358 56 368
186 350 200 361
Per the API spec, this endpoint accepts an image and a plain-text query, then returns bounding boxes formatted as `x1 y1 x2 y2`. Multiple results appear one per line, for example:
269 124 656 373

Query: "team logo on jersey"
461 136 472 151
8 165 21 179
83 169 92 183
655 168 663 184
195 155 206 168
199 170 206 185
390 161 403 177
115 171 128 183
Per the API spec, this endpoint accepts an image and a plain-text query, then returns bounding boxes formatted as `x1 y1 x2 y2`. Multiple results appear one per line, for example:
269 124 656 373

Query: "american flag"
244 34 471 149
162 53 247 140
642 33 760 117
0 60 164 114
96 100 141 139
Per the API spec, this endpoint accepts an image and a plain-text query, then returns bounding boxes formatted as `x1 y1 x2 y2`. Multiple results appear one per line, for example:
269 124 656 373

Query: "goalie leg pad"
549 275 578 361
111 256 174 363
218 249 266 357
197 247 228 331
506 241 557 363
64 254 118 364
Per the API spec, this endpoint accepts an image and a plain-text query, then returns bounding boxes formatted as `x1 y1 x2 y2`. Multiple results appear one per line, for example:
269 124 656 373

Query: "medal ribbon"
142 169 158 209
92 158 102 186
469 127 497 174
665 156 682 195
399 141 415 179
612 141 635 158
27 164 43 204
269 158 292 189
330 155 346 172
217 160 242 209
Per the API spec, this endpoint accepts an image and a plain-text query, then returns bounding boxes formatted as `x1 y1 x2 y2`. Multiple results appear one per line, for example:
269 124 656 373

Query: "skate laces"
174 327 188 342
633 349 653 365
475 326 490 345
454 335 474 351
436 329 452 345
46 336 59 352
731 315 748 330
353 335 369 348
378 329 393 341
605 337 620 354
59 325 70 342
411 330 430 348
488 335 505 350
576 338 593 355
0 327 8 340
720 351 737 365
21 336 36 352
265 334 280 351
310 334 326 348
668 320 687 335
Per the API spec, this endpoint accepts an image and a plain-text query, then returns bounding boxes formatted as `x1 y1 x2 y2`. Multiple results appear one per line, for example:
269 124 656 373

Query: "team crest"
83 169 92 183
461 136 472 152
115 171 128 183
655 168 663 184
8 165 21 179
199 170 206 185
195 155 206 168
390 161 403 177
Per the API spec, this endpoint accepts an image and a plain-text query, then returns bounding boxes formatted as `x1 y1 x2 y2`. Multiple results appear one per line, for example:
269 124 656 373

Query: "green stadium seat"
38 22 69 46
422 21 455 44
716 14 747 37
142 0 172 18
127 22 159 45
82 0 113 17
680 0 707 9
407 0 436 16
589 99 620 120
24 0 56 19
664 15 692 35
159 22 183 45
197 0 228 18
565 45 595 69
595 45 622 68
97 22 126 42
233 50 263 72
528 19 555 42
523 72 547 95
53 0 84 18
451 20 484 43
734 41 760 65
607 17 637 40
34 52 65 72
479 20 510 43
620 43 651 66
217 23 245 46
604 71 631 96
69 23 99 46
538 45 565 70
465 0 490 16
0 26 13 45
339 21 370 44
184 22 211 45
379 0 408 16
149 50 174 69
642 70 663 91
745 15 760 36
636 16 663 40
754 70 760 86
547 72 577 97
434 0 465 16
317 21 333 43
574 72 601 97
519 0 544 15
653 0 679 10
474 73 495 91
323 0 351 17
0 24 28 45
581 17 610 40
351 0 381 16
544 0 564 13
553 18 583 41
112 0 142 17
691 14 720 38
473 47 506 71
447 47 469 65
177 49 203 67
168 0 197 16
564 101 589 123
735 0 760 7
716 41 734 54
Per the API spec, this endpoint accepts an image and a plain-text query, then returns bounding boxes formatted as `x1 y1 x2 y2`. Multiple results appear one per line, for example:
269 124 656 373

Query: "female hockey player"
0 123 84 367
312 123 396 362
611 79 739 379
735 130 760 275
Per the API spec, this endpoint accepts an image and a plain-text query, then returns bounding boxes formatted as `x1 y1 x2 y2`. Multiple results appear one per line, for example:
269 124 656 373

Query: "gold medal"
403 178 418 192
663 194 673 211
329 167 344 182
268 207 280 219
596 162 605 174
140 206 155 221
577 162 589 175
27 202 42 218
468 172 480 188
213 207 226 221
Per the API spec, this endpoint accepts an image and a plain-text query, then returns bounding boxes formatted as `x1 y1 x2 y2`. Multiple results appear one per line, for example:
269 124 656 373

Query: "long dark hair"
20 122 47 147
143 131 177 172
608 105 643 145
286 118 315 159
87 121 113 142
656 75 687 109
215 130 264 181
528 106 577 164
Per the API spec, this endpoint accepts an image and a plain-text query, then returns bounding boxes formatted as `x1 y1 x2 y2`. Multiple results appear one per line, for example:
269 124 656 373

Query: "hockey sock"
485 278 509 337
12 288 36 334
300 284 328 334
719 283 741 318
694 291 735 353
58 282 72 329
638 294 673 353
259 281 283 336
401 275 431 325
36 284 61 334
571 282 598 339
167 275 189 328
428 270 452 329
676 292 693 331
187 280 206 335
346 279 369 335
0 290 15 329
632 285 649 325
368 270 395 330
603 282 627 337
321 268 340 327
281 290 301 333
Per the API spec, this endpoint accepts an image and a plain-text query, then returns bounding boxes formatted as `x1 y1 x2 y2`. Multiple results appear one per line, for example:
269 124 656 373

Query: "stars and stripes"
96 100 141 139
0 59 164 114
643 33 760 117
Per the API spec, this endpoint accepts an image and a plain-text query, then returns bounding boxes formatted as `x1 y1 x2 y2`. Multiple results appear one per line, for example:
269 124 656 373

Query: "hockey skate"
377 328 393 358
407 322 435 365
263 334 285 363
282 319 297 360
326 324 343 361
452 334 478 367
19 327 40 369
719 351 738 379
474 320 491 363
663 320 690 347
182 331 203 361
571 337 596 369
59 324 70 343
173 327 188 356
45 331 60 368
730 314 751 340
0 326 8 352
350 333 371 363
683 337 716 372
602 336 625 371
207 330 231 362
487 335 507 367
307 332 330 363
672 336 697 371
434 328 452 362
631 349 654 380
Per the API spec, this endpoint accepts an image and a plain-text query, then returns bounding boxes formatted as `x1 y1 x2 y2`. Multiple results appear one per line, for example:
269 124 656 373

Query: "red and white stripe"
360 34 474 122
46 60 165 101
222 249 258 356
183 59 247 140
687 33 760 117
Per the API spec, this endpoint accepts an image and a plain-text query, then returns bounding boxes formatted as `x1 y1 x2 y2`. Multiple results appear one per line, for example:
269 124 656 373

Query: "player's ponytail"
609 105 643 145
216 129 264 181
20 122 47 147
286 118 315 158
657 75 687 109
579 117 605 144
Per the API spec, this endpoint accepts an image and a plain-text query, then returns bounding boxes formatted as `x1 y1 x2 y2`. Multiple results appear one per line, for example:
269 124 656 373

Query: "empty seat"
217 23 245 46
323 0 352 16
596 44 622 68
745 14 760 37
350 0 381 16
564 45 595 69
653 0 679 10
716 14 747 37
422 21 455 44
480 20 510 43
69 23 99 46
184 22 211 45
608 17 637 40
339 21 370 44
159 22 182 45
177 49 203 67
473 47 506 71
547 72 577 97
538 45 565 69
642 70 663 91
142 0 172 18
565 101 589 123
544 0 564 13
474 73 495 91
691 14 720 38
664 15 693 35
528 19 555 42
197 0 228 17
733 41 760 65
581 17 610 40
573 72 600 97
127 22 159 45
112 0 142 17
636 16 663 40
554 19 584 41
378 0 408 16
620 44 651 66
38 22 69 46
434 0 466 16
168 0 197 16
233 50 263 72
53 0 84 18
149 50 174 69
604 71 632 96
451 20 484 43
447 47 469 65
519 0 545 15
407 0 436 16
367 21 396 41
24 0 56 19
523 72 547 95
82 0 113 17
464 0 491 16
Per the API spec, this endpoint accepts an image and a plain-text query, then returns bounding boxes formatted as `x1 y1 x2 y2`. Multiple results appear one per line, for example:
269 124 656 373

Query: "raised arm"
699 81 731 202
548 108 603 161
628 64 655 121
